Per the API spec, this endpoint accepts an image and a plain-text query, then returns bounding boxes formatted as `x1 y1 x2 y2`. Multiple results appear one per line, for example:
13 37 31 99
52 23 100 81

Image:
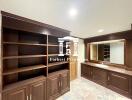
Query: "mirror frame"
87 39 126 68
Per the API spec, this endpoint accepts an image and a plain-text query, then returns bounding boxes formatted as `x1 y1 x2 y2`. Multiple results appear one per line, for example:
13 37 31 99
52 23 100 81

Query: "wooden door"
47 74 61 100
30 80 46 100
60 70 70 94
70 42 77 80
3 86 28 100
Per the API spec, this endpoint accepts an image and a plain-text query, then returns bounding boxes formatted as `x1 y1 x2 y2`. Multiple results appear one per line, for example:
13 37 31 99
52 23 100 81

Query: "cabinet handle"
60 81 62 87
111 74 127 80
91 71 93 75
30 94 32 100
27 96 29 100
108 76 110 81
59 81 61 87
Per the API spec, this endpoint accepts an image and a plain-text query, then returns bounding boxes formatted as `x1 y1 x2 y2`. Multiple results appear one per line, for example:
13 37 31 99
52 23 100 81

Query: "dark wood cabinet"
107 72 131 97
47 73 60 100
47 70 69 100
3 76 46 100
3 86 27 100
81 64 92 80
30 80 46 100
1 11 70 100
92 67 107 86
81 63 132 98
60 71 70 94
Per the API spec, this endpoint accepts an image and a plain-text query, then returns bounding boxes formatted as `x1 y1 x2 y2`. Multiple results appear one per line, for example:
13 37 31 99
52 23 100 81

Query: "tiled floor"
57 77 131 100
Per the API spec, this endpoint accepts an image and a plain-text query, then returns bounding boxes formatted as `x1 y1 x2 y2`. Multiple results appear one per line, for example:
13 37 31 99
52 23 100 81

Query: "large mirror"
90 39 125 65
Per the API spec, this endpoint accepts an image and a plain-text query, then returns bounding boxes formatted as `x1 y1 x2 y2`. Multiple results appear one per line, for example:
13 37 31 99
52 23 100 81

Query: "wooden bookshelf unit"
0 11 70 100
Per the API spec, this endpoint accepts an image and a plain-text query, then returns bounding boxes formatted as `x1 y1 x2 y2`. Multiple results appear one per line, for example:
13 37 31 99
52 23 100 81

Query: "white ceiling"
0 0 132 38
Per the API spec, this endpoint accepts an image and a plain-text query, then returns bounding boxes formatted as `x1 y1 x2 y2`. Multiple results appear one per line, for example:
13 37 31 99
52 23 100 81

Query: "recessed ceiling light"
98 29 104 33
69 7 78 18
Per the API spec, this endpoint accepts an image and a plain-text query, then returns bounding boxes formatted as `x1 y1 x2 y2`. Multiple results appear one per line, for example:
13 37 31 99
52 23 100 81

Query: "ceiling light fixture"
98 29 104 33
69 7 78 18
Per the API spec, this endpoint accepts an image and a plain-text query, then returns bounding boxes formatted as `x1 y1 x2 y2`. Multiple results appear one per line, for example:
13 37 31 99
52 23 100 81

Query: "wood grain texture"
0 12 2 100
3 64 46 75
70 42 77 80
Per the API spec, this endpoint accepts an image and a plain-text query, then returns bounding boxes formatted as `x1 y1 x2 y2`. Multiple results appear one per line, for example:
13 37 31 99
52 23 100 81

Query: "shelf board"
48 44 59 47
3 42 47 46
48 61 68 67
48 44 66 47
3 55 47 59
3 64 47 75
3 76 46 92
48 54 59 56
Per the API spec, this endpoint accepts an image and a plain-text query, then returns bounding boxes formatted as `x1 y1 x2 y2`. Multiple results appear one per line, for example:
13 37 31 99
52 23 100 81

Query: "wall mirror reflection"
89 39 125 65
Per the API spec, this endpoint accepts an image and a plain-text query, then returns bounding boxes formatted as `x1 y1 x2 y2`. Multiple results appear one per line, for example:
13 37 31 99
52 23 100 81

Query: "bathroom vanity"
81 62 132 98
82 30 132 98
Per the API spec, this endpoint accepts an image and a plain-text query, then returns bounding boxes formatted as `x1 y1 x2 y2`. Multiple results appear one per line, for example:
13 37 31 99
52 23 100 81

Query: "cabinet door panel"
61 71 70 94
47 74 60 100
108 72 131 96
92 67 107 86
81 64 92 79
30 80 46 100
3 87 27 100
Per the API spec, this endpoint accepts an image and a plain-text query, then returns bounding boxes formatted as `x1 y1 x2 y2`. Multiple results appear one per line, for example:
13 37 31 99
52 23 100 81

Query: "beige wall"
77 39 85 78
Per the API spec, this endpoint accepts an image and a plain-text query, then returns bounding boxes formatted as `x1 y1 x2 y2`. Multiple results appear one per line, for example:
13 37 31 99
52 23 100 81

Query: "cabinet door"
92 67 107 86
61 71 70 94
47 74 60 100
3 86 28 100
108 72 131 97
30 80 46 100
81 64 92 79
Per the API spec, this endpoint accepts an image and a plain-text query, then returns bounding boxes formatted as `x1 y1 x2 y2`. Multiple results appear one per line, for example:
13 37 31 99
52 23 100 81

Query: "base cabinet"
3 77 46 100
61 71 70 94
30 80 46 100
47 70 70 100
92 67 107 86
3 86 28 100
47 73 60 100
2 70 70 100
107 72 131 97
81 63 132 98
81 64 92 80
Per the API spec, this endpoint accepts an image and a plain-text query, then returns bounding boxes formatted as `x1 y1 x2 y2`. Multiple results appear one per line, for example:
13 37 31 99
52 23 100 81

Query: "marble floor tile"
57 77 131 100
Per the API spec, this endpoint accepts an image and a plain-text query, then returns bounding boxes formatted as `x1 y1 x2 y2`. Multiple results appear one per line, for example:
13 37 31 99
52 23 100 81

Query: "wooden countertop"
82 62 132 76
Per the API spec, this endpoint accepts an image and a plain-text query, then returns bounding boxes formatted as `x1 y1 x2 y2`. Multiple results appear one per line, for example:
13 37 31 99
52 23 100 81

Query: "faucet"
101 61 106 64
